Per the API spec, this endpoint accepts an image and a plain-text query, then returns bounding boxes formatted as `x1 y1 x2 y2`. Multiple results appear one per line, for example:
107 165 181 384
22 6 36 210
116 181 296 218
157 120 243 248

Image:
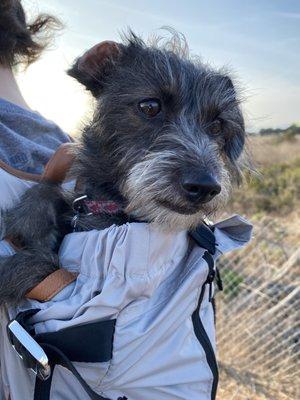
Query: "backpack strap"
8 311 126 400
189 222 216 255
25 269 78 302
0 159 41 182
41 142 76 184
33 345 113 400
0 142 76 183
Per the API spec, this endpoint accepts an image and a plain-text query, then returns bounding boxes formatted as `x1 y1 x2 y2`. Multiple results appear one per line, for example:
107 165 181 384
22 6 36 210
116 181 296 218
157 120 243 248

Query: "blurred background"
19 1 300 399
20 0 300 135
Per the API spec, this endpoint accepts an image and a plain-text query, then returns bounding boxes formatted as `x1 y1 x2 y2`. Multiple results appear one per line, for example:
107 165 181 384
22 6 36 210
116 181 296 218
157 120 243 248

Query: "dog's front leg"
0 182 71 305
3 182 70 250
0 247 59 305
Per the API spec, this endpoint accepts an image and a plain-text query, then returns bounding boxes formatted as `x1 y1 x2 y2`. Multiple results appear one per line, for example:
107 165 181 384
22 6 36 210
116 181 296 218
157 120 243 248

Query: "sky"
19 0 300 134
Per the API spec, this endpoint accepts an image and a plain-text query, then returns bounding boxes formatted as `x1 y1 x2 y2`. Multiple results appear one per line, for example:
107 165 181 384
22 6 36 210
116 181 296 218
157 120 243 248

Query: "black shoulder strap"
34 343 112 400
189 223 216 255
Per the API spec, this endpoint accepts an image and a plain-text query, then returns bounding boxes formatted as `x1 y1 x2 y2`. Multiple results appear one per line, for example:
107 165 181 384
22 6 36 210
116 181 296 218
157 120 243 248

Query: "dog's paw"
0 248 59 305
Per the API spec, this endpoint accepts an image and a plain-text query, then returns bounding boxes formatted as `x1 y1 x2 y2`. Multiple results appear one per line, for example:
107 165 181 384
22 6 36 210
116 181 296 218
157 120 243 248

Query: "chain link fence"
216 217 300 399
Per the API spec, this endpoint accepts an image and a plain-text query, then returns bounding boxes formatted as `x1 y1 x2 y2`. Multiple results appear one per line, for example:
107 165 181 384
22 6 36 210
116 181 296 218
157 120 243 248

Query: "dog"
0 31 246 305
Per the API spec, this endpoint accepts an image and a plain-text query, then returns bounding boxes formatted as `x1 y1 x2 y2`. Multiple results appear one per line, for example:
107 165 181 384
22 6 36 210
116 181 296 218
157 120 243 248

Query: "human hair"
0 0 62 67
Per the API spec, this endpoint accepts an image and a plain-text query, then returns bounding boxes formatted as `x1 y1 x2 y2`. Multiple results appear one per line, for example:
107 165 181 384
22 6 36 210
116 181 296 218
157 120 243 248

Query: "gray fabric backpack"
1 215 252 400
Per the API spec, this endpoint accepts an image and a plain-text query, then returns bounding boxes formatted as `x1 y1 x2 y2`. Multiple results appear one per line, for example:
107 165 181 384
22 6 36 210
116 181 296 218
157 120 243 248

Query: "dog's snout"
181 173 221 203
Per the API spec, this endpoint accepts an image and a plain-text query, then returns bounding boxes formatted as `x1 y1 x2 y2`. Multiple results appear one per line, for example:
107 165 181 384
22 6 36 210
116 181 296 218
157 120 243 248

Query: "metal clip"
72 195 89 213
7 320 51 381
71 195 92 232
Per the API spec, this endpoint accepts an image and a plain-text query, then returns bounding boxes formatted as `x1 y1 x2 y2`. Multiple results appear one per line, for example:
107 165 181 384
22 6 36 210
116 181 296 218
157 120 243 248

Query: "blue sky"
20 0 300 134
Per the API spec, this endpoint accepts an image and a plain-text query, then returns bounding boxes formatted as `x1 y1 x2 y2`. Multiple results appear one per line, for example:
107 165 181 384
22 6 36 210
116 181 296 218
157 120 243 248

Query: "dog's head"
68 31 246 231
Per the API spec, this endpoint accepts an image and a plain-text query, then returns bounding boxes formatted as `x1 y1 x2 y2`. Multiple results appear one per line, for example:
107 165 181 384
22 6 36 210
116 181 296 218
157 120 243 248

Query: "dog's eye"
139 99 161 117
210 119 222 135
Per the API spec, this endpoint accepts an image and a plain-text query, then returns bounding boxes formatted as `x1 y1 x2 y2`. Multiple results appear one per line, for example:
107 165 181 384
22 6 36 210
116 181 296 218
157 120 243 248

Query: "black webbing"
189 223 216 255
34 343 111 400
13 311 119 400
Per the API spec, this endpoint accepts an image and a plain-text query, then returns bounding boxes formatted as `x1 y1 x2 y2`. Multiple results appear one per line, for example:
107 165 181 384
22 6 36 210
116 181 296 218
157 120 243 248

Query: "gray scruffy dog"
0 31 246 305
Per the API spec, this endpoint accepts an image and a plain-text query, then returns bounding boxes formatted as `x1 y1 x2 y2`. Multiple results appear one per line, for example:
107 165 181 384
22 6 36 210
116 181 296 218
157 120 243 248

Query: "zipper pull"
208 282 213 302
203 251 215 302
216 267 223 291
207 269 215 302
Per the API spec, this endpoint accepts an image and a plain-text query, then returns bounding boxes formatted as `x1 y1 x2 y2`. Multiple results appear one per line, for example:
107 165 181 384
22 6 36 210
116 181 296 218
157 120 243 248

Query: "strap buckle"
7 320 51 381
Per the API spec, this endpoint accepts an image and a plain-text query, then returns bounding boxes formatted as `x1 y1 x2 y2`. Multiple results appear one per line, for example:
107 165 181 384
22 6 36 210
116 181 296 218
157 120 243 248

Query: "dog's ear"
224 123 245 162
219 76 245 161
68 41 121 96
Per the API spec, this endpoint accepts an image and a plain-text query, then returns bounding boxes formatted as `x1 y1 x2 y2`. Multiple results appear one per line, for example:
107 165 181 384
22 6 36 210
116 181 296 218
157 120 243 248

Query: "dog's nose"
181 173 221 203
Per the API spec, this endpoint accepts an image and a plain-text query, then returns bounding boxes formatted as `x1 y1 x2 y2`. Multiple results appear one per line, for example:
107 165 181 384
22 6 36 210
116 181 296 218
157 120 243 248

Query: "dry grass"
217 134 300 399
246 135 300 168
227 135 300 218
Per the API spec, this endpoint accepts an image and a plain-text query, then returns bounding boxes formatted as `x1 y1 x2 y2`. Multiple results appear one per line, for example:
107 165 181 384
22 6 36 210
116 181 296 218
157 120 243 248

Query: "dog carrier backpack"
1 214 252 400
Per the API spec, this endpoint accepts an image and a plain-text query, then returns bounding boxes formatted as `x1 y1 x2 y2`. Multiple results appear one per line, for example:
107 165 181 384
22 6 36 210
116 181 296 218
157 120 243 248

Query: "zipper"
192 251 219 400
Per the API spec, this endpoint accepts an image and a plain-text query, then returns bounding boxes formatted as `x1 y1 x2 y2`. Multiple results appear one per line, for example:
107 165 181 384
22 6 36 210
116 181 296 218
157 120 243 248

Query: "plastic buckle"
7 320 51 381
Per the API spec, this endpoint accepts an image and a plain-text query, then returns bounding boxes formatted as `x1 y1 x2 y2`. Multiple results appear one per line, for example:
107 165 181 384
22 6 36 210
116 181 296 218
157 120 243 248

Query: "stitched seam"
94 313 120 390
146 225 150 279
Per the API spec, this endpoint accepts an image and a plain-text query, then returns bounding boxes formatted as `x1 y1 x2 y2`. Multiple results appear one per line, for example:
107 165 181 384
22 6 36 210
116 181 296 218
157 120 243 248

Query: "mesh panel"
216 217 300 400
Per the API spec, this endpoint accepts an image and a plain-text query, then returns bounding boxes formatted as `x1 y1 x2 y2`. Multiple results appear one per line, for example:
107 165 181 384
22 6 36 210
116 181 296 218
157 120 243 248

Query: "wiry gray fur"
0 30 247 305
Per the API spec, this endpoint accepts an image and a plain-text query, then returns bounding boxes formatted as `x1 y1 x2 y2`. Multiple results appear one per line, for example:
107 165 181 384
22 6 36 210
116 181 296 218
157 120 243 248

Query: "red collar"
71 195 123 232
84 199 122 215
